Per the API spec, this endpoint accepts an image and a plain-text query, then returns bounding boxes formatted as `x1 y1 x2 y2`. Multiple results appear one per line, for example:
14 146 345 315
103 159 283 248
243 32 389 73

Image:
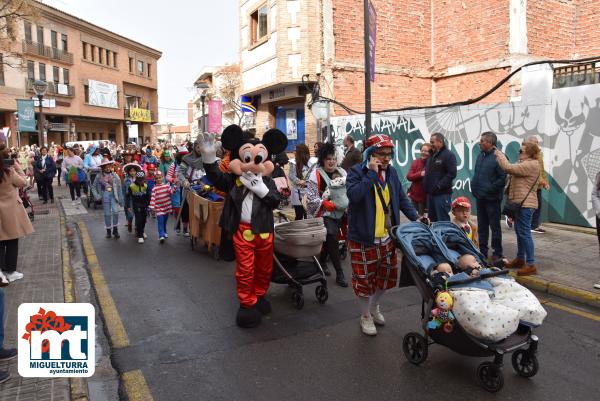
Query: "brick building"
0 2 161 148
239 0 600 148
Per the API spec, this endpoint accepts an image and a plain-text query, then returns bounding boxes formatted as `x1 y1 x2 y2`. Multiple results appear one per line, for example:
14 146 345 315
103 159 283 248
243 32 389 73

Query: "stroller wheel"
402 332 428 365
477 362 504 392
291 290 304 310
315 285 328 304
511 350 539 378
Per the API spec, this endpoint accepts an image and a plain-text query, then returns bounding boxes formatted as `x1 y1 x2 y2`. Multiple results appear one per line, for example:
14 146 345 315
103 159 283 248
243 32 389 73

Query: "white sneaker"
594 282 600 290
72 201 78 205
164 233 169 238
371 304 385 326
6 271 24 282
159 237 165 243
183 231 190 237
138 238 144 244
360 315 377 336
143 233 148 239
0 271 9 286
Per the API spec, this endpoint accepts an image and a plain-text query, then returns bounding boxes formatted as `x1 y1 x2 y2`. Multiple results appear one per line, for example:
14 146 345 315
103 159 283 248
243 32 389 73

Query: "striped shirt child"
149 183 176 216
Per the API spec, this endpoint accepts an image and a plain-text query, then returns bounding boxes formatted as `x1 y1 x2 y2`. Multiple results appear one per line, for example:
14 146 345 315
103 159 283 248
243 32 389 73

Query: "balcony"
26 78 75 98
125 107 153 123
22 41 74 65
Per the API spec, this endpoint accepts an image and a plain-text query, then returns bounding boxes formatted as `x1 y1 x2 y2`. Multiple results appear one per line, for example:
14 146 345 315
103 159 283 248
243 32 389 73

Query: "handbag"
502 173 539 219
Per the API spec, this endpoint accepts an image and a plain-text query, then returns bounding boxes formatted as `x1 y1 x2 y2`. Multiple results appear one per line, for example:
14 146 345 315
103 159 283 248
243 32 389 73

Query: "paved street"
74 207 600 401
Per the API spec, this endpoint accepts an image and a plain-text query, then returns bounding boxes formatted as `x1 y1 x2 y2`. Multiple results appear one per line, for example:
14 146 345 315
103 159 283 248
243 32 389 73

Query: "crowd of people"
0 126 599 338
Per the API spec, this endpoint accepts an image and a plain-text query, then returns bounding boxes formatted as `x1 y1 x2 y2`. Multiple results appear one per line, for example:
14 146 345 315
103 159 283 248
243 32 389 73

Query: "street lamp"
32 79 49 147
195 82 209 133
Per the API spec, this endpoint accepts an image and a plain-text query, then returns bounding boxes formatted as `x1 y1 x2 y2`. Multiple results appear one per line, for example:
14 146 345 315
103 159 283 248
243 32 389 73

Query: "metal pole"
363 0 372 141
326 102 331 143
38 94 46 147
201 97 206 133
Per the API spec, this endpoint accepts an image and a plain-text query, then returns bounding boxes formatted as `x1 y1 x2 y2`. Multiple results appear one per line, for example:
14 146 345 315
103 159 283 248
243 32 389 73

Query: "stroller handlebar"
446 269 510 288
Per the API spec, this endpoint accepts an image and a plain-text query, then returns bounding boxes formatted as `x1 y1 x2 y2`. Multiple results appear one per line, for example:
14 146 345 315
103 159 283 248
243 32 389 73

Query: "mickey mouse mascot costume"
200 125 287 328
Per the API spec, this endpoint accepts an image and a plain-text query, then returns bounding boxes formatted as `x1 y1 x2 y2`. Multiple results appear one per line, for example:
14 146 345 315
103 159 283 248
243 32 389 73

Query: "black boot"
127 221 132 233
106 229 111 239
256 297 272 315
335 269 349 288
236 305 262 328
112 227 120 239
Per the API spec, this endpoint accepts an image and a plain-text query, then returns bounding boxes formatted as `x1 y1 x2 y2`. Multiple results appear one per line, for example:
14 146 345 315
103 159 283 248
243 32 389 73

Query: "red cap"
366 134 393 149
451 196 471 210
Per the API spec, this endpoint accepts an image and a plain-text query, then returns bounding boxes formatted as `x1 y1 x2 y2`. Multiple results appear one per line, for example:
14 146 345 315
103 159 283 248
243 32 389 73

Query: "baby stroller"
272 211 329 309
19 186 35 221
390 222 540 393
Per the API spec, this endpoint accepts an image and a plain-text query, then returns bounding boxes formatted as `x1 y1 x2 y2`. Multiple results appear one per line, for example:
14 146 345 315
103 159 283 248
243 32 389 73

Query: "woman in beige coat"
0 151 34 282
495 141 540 276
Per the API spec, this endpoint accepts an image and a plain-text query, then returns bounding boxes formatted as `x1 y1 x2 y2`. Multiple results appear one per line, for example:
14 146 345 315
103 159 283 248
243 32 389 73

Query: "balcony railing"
26 78 75 98
22 41 74 65
125 107 153 123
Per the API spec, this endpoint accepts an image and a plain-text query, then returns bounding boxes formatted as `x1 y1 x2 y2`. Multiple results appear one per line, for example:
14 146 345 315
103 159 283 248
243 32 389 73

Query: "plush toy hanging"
427 290 455 333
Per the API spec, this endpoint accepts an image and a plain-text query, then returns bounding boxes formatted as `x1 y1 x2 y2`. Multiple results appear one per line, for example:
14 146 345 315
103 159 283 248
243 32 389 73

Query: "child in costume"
200 125 287 328
125 171 150 244
92 158 123 239
122 162 142 233
149 171 175 243
451 196 479 248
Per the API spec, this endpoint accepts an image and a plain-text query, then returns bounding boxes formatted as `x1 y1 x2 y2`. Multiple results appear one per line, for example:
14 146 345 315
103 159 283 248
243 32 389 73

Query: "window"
250 4 269 44
0 54 4 86
63 68 69 85
137 60 144 74
61 34 68 51
113 52 118 68
82 42 87 59
98 47 103 64
106 49 110 66
129 57 133 73
147 63 151 78
51 30 57 48
91 45 95 62
27 60 34 79
37 26 44 44
24 21 32 43
39 63 46 81
53 66 59 85
84 85 89 103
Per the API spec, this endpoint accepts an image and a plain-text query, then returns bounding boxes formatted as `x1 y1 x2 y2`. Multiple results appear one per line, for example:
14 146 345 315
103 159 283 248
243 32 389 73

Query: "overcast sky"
43 0 240 125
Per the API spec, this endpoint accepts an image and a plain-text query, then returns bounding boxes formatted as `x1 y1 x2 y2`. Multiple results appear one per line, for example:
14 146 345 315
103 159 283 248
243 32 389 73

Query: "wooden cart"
188 191 224 259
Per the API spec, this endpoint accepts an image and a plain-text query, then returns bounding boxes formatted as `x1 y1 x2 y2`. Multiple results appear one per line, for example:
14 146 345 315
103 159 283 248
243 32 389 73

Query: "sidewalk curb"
510 272 600 307
60 214 89 401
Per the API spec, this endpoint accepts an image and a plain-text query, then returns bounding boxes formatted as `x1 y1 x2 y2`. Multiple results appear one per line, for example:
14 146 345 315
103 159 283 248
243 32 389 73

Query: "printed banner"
208 100 223 133
129 108 152 123
88 80 118 109
127 124 139 139
286 110 297 140
17 99 37 132
241 95 257 113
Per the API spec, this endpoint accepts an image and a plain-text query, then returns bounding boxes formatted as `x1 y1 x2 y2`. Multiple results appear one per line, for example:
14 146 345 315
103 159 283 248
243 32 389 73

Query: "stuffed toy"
200 125 287 328
321 176 348 218
427 291 455 333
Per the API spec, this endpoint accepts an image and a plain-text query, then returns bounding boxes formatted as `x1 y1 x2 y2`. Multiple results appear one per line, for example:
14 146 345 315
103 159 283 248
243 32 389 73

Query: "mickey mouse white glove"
240 172 269 198
199 133 217 164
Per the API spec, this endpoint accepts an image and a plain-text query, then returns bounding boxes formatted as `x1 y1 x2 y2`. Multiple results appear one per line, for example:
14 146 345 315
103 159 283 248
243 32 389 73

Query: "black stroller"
271 211 329 309
19 186 35 221
391 222 540 393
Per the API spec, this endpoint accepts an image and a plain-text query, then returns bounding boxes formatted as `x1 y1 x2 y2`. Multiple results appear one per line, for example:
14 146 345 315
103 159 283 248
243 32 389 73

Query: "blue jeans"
102 192 120 229
427 194 451 222
157 214 168 238
515 207 535 265
0 288 4 348
476 198 503 258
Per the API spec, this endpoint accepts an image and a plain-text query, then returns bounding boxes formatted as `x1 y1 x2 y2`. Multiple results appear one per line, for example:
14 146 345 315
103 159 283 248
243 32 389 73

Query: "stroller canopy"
391 222 448 274
430 222 487 266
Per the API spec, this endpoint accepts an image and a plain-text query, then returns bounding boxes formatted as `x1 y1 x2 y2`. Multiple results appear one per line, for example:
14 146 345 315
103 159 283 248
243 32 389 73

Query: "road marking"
122 370 154 401
541 299 600 322
78 221 130 348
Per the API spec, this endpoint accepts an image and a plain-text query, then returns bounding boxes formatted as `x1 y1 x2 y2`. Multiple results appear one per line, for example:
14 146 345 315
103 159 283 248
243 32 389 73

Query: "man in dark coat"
471 132 506 261
35 146 56 203
422 133 457 221
341 135 362 172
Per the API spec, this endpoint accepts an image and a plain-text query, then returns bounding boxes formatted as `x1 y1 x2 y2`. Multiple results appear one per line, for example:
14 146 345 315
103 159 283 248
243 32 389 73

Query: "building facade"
0 2 161 148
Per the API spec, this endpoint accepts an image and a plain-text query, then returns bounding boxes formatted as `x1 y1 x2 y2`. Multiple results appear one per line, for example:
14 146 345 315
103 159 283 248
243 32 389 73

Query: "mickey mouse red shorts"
349 237 398 297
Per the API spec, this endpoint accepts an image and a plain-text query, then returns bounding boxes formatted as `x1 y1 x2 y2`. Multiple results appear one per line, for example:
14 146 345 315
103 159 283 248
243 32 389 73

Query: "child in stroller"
392 221 542 393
